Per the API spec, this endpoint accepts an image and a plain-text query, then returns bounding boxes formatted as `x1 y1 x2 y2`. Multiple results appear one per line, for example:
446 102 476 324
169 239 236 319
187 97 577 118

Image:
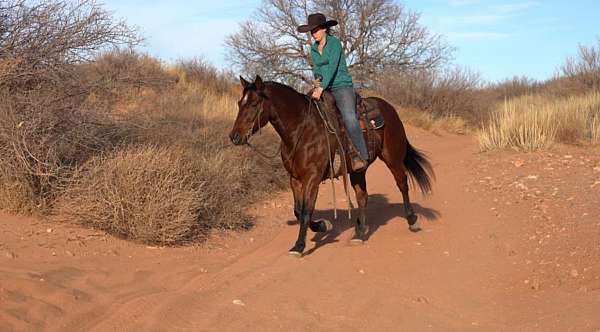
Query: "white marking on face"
240 91 249 108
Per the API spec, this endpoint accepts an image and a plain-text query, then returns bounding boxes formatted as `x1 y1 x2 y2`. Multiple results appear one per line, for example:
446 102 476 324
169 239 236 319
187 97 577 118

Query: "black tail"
404 142 435 195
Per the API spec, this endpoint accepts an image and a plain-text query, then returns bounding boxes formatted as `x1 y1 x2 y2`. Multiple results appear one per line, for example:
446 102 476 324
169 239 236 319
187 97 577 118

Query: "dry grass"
399 108 469 135
57 147 208 244
1 46 286 245
478 92 600 151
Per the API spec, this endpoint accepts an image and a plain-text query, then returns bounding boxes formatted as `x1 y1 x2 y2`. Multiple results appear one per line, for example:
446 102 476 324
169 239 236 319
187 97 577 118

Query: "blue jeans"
330 86 369 160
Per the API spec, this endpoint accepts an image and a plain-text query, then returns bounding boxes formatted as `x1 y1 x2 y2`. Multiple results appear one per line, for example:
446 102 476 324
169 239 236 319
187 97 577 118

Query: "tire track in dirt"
2 125 599 331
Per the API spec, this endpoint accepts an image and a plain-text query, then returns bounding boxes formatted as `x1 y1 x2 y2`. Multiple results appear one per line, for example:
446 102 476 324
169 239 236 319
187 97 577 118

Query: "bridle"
244 92 312 166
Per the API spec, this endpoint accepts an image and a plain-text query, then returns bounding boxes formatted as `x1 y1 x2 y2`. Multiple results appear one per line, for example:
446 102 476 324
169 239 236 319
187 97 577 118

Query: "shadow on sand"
286 193 441 256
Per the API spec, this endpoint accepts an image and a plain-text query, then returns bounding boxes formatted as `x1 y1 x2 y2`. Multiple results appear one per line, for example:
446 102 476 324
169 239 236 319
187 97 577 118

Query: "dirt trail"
1 126 599 331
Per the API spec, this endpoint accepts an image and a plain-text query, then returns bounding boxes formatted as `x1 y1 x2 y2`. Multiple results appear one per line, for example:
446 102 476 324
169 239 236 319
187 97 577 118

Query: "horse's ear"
240 76 250 88
255 75 265 92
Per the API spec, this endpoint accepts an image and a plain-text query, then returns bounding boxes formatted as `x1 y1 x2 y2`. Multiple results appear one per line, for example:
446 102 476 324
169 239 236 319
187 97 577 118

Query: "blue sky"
102 0 599 82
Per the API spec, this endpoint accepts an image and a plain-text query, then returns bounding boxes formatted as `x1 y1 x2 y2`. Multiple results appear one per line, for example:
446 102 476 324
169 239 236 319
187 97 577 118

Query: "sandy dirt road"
1 125 599 331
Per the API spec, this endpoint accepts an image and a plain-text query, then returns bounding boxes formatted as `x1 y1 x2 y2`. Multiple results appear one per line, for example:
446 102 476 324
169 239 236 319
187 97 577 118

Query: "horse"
229 75 434 257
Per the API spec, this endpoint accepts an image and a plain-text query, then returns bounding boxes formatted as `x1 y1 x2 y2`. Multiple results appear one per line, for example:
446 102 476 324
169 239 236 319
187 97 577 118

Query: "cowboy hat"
297 13 338 33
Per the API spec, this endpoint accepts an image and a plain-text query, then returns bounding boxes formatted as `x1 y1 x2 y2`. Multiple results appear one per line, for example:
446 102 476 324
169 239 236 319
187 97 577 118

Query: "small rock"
513 160 525 167
526 175 538 180
570 269 579 278
415 242 423 246
51 251 56 256
199 268 208 273
515 183 528 190
414 296 429 304
4 251 16 259
65 250 74 257
564 155 573 159
593 166 600 173
46 228 53 233
232 299 245 306
358 269 365 274
531 278 540 290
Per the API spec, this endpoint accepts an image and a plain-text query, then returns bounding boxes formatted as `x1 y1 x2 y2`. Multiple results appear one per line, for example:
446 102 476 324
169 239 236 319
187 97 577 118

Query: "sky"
102 0 600 82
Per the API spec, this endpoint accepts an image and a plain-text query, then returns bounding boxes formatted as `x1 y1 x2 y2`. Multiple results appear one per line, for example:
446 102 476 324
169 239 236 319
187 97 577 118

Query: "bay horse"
229 75 434 257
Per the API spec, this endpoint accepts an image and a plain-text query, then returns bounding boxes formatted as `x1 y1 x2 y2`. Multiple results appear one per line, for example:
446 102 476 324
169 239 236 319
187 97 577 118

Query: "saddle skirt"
355 94 385 131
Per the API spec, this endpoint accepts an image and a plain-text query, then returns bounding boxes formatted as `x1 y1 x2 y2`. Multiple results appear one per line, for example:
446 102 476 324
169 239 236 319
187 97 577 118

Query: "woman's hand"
312 79 321 88
311 87 323 100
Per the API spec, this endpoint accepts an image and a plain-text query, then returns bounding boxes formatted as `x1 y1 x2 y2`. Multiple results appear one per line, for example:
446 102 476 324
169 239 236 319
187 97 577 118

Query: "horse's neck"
266 85 313 147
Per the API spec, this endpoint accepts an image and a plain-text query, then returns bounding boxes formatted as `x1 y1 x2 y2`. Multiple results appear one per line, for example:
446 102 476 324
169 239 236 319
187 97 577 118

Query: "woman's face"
311 27 326 42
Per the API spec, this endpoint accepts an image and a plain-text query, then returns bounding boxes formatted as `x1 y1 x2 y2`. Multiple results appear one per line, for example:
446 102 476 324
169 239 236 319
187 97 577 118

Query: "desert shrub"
0 0 139 212
57 133 286 245
558 37 600 93
486 76 543 99
174 57 234 95
478 92 600 151
79 49 178 112
0 89 134 212
0 1 287 246
376 66 487 129
57 147 207 244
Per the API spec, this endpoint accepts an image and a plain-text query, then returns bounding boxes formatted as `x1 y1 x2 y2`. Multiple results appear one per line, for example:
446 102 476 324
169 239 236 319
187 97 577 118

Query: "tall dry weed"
478 92 600 151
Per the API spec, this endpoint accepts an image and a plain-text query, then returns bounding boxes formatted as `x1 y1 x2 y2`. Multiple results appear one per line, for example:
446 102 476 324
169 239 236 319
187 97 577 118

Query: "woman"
297 13 369 171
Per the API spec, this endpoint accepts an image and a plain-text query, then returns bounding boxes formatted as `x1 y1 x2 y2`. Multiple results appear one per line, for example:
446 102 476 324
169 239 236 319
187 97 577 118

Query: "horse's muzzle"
229 132 243 145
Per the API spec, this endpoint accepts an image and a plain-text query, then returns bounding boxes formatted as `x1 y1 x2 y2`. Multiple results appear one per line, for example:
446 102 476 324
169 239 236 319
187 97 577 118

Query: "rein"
315 101 353 221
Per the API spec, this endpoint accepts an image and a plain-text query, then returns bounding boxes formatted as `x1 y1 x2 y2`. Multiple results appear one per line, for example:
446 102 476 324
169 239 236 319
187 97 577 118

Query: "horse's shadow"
286 194 440 256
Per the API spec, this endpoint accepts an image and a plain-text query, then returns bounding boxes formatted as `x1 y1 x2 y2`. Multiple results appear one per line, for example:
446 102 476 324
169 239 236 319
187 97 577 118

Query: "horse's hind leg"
350 171 368 243
381 158 421 232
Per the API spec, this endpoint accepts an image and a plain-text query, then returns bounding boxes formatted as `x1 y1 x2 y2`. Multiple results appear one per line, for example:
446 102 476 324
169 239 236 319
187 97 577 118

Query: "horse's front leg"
291 177 302 221
288 177 320 257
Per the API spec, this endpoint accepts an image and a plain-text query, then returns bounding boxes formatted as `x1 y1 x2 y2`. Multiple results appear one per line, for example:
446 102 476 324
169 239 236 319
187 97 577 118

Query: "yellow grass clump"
478 92 600 151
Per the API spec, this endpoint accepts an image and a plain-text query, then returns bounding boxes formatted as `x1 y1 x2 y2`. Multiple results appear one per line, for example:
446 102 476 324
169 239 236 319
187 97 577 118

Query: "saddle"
316 91 384 157
355 94 385 131
317 92 384 132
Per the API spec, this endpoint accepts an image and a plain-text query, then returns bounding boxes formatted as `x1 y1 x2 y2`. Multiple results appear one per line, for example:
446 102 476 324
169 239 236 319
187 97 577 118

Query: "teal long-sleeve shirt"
310 34 353 90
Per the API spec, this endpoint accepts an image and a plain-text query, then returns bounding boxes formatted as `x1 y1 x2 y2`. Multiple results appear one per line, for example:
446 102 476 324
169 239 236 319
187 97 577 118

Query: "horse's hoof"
409 219 421 233
310 219 333 233
320 219 333 232
350 238 364 246
288 251 303 258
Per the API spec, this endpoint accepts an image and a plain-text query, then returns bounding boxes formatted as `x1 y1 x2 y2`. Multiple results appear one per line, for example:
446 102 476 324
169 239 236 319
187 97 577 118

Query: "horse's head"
229 75 270 145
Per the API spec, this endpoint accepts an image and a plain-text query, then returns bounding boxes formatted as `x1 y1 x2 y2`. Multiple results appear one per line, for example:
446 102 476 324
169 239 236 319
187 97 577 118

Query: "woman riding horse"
298 13 369 172
228 14 434 258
